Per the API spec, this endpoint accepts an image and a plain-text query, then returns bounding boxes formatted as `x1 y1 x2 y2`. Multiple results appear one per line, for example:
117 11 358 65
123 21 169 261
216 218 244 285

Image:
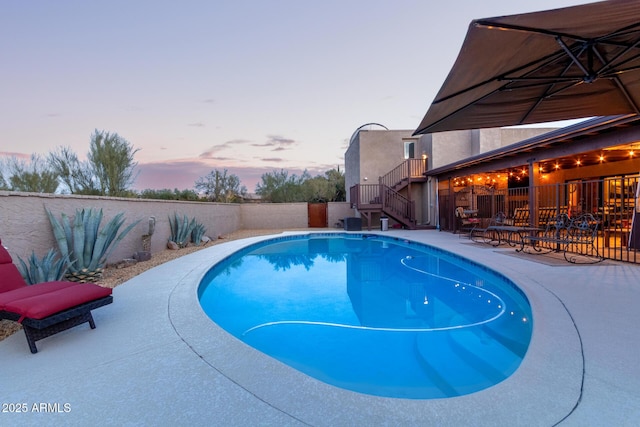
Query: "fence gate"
308 203 328 227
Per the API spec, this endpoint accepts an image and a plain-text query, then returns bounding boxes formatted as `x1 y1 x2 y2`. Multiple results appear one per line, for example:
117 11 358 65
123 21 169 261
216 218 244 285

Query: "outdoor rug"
497 249 618 267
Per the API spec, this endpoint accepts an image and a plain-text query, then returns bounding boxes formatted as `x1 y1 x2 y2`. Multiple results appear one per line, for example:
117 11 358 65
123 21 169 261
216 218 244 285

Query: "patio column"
528 159 536 227
449 177 454 232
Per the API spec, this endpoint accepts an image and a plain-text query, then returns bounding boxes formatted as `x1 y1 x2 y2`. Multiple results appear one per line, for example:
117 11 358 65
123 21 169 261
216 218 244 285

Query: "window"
404 141 415 159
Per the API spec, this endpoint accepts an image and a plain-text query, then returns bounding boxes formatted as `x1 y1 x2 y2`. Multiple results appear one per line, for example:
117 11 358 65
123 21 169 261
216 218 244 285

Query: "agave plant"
168 213 196 248
191 222 207 246
16 249 70 285
46 207 141 283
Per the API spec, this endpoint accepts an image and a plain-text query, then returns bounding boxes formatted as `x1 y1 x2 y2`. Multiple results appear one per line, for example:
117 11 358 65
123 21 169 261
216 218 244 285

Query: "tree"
48 130 139 196
325 167 346 202
256 168 345 203
301 168 345 202
1 154 59 193
88 130 139 196
301 175 331 202
195 169 247 202
48 146 100 195
256 169 310 202
139 188 201 201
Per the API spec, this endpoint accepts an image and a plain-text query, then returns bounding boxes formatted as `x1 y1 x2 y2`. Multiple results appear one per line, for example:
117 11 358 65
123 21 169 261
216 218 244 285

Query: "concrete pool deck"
1 229 639 426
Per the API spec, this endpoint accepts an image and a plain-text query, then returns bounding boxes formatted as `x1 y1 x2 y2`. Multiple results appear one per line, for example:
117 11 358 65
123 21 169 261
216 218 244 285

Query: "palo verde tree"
194 168 247 202
48 146 100 195
88 130 139 196
48 130 139 196
0 154 59 193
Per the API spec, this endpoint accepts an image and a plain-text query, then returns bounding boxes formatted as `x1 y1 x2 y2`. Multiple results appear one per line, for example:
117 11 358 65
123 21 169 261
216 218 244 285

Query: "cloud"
202 99 215 104
0 151 30 159
188 122 205 127
260 157 284 162
251 135 298 151
267 135 296 146
199 139 250 158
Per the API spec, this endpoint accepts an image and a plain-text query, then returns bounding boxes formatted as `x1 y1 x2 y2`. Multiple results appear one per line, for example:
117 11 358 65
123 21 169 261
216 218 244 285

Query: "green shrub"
17 249 70 285
168 213 196 248
46 207 140 282
191 222 207 246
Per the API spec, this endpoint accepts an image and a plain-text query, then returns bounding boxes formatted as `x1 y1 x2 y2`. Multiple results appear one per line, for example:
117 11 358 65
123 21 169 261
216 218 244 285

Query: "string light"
451 148 633 186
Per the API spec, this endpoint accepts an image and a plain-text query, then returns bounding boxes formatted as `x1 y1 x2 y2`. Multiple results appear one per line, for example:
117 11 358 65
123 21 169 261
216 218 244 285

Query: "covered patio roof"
426 114 640 178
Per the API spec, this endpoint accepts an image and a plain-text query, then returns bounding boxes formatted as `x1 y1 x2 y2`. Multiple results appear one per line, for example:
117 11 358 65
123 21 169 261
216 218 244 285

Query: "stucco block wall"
328 202 355 227
0 192 242 264
240 203 309 229
0 193 353 265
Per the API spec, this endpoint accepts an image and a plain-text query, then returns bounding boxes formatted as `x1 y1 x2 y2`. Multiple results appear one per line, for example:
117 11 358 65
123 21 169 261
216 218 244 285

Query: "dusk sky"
1 0 590 192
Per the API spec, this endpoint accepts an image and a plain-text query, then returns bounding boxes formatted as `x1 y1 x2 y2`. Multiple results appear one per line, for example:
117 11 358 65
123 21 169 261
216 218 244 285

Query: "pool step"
413 324 526 397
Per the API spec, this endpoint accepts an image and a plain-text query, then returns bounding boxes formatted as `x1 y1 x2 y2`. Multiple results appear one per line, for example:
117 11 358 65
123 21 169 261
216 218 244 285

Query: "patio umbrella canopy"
414 0 640 135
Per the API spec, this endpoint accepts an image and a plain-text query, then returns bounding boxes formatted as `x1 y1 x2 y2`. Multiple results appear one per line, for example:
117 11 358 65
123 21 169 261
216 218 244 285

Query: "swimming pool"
198 233 532 399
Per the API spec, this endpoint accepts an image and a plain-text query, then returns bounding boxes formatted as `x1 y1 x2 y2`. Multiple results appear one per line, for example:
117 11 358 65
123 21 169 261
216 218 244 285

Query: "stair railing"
379 159 427 188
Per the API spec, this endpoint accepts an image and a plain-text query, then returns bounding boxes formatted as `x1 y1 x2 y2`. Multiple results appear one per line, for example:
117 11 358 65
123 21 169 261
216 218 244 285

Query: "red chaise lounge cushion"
0 241 112 321
1 239 113 353
3 284 113 320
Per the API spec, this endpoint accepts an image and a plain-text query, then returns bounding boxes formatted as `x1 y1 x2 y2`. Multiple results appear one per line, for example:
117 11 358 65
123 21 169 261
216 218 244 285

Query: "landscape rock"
133 251 152 261
116 258 138 269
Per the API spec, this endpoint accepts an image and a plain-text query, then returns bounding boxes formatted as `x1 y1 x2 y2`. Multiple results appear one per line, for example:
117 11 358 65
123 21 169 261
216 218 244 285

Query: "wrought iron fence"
447 176 639 263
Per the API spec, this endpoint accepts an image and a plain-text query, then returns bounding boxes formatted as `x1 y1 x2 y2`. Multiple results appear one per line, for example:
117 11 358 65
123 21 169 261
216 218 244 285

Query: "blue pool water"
198 234 532 399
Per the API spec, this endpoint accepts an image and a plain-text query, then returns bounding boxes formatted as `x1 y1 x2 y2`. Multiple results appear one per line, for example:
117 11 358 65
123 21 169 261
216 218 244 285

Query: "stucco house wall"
346 127 560 228
344 133 361 203
345 130 415 193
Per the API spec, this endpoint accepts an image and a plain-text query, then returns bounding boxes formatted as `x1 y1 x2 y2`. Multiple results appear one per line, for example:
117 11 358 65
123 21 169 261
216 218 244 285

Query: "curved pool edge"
169 230 583 426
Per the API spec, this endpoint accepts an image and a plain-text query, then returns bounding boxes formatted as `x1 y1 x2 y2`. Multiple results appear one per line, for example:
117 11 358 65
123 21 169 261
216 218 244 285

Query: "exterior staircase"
349 159 427 230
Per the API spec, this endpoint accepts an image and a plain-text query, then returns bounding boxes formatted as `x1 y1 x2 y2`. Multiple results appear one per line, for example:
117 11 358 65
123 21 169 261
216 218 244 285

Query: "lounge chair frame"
1 296 113 353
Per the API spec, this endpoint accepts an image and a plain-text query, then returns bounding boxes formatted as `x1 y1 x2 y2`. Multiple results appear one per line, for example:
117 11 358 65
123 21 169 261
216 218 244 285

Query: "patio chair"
0 240 113 353
455 207 480 237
